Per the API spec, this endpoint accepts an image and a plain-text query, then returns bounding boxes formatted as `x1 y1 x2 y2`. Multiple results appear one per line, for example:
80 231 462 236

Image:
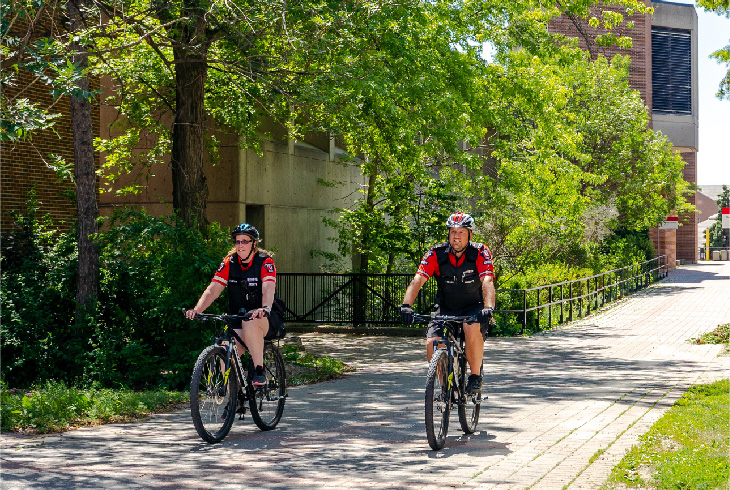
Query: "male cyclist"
399 213 496 394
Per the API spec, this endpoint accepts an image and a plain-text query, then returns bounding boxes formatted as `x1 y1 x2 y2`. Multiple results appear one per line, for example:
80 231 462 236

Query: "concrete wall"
97 117 364 272
238 139 364 272
696 191 717 222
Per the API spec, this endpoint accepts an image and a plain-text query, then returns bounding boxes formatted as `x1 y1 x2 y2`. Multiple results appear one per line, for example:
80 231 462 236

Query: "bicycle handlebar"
412 313 478 324
181 308 254 322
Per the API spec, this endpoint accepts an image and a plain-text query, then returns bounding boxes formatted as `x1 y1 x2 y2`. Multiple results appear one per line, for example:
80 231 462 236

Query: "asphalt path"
2 262 729 489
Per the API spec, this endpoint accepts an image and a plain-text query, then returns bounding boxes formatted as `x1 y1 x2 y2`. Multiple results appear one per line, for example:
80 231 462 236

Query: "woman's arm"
185 282 225 319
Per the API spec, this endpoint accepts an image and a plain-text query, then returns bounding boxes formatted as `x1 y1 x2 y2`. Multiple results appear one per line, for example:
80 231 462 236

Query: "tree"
698 0 730 100
708 185 730 248
67 0 100 309
2 0 100 308
93 0 380 230
315 0 688 274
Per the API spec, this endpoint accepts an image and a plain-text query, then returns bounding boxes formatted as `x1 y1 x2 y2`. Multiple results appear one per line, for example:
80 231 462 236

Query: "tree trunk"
357 170 378 273
171 46 209 230
68 0 99 310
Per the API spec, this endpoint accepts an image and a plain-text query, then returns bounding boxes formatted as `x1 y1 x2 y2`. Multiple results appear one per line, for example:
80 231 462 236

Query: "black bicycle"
185 310 287 443
414 313 484 450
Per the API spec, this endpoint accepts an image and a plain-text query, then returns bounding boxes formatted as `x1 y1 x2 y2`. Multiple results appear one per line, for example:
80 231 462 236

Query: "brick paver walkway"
1 262 729 489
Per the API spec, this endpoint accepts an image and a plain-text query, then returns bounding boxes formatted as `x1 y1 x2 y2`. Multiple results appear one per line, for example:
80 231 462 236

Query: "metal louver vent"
652 27 692 115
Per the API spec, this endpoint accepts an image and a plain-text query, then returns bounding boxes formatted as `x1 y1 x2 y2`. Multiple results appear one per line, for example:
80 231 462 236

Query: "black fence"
277 256 668 335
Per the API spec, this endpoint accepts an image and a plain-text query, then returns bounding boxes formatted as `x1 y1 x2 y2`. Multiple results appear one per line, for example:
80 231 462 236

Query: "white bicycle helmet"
445 213 475 230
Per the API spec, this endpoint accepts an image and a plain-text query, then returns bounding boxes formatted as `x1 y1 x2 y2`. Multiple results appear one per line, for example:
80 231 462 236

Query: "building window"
652 27 692 115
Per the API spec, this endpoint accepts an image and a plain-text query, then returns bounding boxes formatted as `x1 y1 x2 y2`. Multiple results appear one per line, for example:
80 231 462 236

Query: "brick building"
1 71 96 232
550 0 699 266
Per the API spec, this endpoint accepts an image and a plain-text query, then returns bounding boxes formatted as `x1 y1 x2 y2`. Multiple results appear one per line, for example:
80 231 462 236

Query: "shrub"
1 204 232 389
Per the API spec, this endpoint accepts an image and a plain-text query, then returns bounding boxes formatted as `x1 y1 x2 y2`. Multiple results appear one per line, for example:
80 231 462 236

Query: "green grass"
1 380 187 434
0 347 350 433
604 379 730 489
280 344 354 386
690 323 730 346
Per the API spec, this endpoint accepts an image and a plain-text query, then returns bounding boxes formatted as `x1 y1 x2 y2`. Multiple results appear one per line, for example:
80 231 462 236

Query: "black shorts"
232 311 285 340
426 304 483 338
264 310 285 340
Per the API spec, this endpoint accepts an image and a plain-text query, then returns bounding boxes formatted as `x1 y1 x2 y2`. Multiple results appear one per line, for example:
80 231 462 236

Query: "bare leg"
463 322 484 374
235 318 269 367
426 336 443 361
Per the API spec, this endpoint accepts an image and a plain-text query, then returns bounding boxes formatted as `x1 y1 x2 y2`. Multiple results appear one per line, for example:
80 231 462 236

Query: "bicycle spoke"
190 346 237 443
250 343 286 431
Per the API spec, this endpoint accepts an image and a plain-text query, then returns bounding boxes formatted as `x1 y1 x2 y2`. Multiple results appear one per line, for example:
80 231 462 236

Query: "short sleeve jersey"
417 243 495 280
212 253 276 286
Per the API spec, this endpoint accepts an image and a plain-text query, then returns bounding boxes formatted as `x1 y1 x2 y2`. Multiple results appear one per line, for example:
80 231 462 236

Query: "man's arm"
402 273 428 306
481 274 496 309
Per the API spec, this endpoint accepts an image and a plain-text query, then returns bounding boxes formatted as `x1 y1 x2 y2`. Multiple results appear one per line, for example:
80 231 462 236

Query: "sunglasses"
234 239 253 245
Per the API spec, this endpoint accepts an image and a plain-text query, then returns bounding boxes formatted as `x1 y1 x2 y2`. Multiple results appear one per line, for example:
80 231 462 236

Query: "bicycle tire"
250 342 287 431
190 345 238 443
458 357 481 433
425 349 451 450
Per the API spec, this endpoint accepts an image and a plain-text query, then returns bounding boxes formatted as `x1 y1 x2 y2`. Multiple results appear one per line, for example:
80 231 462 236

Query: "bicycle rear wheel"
458 360 481 433
190 345 238 443
425 349 451 450
250 342 287 430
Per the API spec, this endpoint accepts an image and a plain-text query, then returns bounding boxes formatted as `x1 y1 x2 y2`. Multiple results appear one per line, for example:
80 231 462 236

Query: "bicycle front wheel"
190 345 238 443
425 348 451 450
250 342 287 431
458 362 481 433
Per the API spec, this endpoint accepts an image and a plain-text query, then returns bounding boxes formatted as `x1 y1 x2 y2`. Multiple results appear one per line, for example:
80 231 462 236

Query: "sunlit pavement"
2 262 729 489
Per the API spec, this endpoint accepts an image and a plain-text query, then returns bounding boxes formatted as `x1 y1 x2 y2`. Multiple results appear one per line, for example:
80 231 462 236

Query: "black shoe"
253 365 266 386
221 405 230 421
466 374 482 395
236 392 247 414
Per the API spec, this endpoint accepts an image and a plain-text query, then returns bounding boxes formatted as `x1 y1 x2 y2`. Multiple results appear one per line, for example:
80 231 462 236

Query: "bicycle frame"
429 321 470 401
223 332 247 400
189 311 253 407
417 312 484 449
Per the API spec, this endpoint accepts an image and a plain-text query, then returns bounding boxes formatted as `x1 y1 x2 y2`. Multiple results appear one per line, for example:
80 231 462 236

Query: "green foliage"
90 208 231 389
1 0 98 142
708 185 730 248
1 198 87 385
1 203 232 389
698 0 730 100
605 379 730 489
690 323 730 345
0 379 186 433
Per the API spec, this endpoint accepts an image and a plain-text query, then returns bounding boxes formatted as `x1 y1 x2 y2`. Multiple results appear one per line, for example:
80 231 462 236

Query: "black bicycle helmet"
231 223 259 241
445 213 475 230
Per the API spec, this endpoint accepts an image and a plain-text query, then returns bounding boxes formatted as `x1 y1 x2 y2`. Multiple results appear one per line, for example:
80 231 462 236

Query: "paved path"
2 262 729 489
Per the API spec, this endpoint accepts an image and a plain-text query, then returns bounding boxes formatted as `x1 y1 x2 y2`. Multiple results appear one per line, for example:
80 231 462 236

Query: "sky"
690 5 730 185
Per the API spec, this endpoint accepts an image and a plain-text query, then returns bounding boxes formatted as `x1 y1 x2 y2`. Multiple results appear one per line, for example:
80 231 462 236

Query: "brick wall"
649 227 677 269
551 2 701 264
1 17 100 233
676 151 698 262
548 2 653 110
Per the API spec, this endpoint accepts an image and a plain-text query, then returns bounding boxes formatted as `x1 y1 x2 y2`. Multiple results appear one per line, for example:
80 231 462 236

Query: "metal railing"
277 256 668 335
496 256 668 335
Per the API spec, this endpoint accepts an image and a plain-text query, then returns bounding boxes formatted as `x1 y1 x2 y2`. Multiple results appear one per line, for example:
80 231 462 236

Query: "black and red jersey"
212 252 276 314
